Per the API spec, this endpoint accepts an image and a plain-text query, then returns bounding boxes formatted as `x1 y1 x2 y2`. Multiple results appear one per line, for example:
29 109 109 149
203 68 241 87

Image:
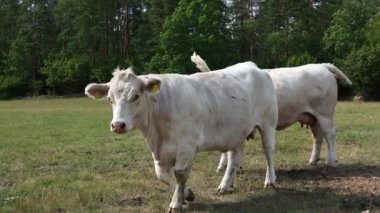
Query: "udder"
298 112 317 128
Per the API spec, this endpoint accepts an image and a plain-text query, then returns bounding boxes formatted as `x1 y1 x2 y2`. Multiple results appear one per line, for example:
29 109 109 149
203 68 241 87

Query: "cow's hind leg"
259 126 276 188
216 152 228 173
217 144 243 195
217 145 245 174
318 117 338 167
168 146 196 212
308 124 324 165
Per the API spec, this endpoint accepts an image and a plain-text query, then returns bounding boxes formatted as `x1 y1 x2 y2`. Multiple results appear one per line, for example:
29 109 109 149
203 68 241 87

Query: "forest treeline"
0 0 379 99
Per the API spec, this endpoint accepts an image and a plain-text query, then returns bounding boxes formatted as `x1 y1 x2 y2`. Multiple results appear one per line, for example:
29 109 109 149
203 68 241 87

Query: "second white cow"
191 53 352 170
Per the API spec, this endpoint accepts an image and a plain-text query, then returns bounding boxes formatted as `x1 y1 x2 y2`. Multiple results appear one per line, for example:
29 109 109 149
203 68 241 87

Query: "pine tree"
148 0 235 73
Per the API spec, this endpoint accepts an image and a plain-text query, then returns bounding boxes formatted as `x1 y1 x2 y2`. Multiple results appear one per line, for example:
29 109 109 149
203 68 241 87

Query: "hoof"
216 188 233 195
236 166 244 174
216 166 226 173
264 181 276 189
327 160 338 168
185 188 195 202
216 169 224 173
308 158 320 166
167 207 182 213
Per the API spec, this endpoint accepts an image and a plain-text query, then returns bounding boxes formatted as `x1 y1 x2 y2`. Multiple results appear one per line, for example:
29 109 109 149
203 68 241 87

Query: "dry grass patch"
0 99 379 212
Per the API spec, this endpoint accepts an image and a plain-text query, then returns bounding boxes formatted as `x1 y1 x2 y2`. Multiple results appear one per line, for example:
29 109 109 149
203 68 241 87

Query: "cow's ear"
85 83 109 99
144 78 161 94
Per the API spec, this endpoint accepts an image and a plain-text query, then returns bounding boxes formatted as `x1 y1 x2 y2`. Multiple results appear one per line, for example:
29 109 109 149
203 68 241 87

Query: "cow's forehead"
112 67 135 82
109 67 140 93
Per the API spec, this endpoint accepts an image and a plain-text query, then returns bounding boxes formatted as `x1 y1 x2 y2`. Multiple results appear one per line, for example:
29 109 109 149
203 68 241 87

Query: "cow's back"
268 64 338 129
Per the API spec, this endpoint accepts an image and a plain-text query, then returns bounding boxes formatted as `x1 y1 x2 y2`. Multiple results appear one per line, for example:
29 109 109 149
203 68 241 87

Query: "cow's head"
85 67 161 134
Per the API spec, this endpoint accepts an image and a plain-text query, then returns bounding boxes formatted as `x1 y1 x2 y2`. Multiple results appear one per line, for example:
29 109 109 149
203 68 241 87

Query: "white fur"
191 54 352 169
85 64 278 211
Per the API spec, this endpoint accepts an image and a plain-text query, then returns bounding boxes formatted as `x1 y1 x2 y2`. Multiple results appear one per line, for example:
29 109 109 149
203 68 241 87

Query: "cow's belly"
277 111 317 130
276 99 305 130
195 125 251 152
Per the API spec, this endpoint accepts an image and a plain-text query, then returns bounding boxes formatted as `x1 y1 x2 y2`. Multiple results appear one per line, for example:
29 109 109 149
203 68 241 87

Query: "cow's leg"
216 152 228 173
259 127 276 188
217 144 243 194
153 158 194 202
154 160 175 188
318 117 337 167
168 146 196 212
308 124 324 165
217 144 245 174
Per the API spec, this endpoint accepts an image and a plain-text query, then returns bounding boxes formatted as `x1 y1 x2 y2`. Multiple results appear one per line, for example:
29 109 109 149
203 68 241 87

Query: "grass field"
0 98 379 212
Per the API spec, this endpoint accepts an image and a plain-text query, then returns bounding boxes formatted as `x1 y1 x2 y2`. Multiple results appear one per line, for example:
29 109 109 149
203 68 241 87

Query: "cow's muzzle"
111 121 127 134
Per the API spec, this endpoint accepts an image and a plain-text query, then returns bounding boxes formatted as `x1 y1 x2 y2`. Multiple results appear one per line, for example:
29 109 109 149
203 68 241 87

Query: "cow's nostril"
112 122 126 131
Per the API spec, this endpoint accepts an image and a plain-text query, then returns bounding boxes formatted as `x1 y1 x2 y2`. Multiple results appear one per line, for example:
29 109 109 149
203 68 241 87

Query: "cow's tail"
323 63 353 85
191 52 211 72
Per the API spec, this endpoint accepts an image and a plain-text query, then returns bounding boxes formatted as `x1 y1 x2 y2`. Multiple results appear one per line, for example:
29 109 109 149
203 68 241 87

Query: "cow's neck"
138 96 164 161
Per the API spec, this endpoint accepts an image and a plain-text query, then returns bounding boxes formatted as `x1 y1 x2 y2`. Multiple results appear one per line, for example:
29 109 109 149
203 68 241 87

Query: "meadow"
0 98 379 212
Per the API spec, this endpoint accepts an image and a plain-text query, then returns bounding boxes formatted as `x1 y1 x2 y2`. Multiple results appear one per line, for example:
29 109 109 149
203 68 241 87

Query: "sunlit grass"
0 99 379 212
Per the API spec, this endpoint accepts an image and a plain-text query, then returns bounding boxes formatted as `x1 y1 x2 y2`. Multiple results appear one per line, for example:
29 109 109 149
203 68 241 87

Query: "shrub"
41 56 90 95
0 75 28 99
343 44 380 100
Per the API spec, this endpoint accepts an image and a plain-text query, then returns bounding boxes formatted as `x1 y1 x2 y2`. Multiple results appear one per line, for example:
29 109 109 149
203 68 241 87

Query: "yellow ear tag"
152 84 160 94
94 91 103 99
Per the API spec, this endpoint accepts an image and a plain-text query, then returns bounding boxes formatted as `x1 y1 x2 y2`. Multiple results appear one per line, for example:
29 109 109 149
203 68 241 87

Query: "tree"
148 0 235 73
41 55 90 94
324 0 380 99
342 9 380 99
344 44 380 99
256 0 341 67
130 0 180 72
0 0 21 73
0 0 379 99
323 0 378 64
4 0 57 95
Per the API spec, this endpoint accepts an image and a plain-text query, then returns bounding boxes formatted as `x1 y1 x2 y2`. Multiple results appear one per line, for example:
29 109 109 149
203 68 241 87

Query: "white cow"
85 63 278 212
190 53 352 171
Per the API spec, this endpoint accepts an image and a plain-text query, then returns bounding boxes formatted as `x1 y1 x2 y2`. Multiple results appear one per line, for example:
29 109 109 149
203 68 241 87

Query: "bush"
0 75 28 99
286 53 317 67
41 56 90 95
344 44 380 100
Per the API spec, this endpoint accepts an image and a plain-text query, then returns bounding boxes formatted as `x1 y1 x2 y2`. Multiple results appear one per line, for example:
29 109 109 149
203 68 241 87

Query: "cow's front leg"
168 146 196 213
217 144 243 195
153 157 194 202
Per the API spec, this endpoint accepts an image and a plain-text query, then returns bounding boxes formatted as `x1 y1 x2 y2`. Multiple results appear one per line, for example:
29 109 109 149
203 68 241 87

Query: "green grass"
0 99 379 212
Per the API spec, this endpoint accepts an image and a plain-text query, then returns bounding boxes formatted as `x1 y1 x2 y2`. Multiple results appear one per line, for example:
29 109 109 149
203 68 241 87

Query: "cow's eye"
130 94 140 102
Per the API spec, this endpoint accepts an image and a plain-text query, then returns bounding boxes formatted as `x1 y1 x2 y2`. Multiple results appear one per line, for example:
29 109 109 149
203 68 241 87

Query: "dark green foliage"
323 0 380 99
344 44 380 100
286 53 317 67
41 55 90 95
323 0 378 63
255 0 341 67
0 0 380 99
148 0 235 73
130 0 180 72
0 75 28 99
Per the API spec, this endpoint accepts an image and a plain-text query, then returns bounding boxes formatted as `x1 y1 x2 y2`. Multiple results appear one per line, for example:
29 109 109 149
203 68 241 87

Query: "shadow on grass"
189 190 378 212
187 163 379 212
276 163 380 180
